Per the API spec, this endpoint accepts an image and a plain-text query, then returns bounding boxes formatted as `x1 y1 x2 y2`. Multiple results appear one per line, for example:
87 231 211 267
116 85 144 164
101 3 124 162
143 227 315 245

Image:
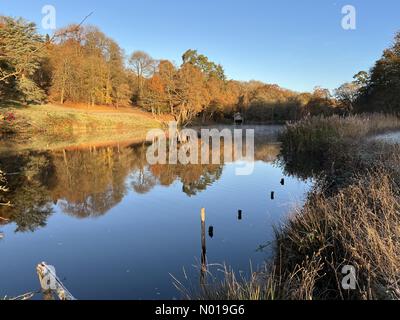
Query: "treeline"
354 33 400 114
1 16 399 124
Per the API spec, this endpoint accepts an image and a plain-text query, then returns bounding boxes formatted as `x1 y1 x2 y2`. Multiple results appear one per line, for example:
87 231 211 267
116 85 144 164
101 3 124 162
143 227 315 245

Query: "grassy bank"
191 114 400 300
1 103 163 140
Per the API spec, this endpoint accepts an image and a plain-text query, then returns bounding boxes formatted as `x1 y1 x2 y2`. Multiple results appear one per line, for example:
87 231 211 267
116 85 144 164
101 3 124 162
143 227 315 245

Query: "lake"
0 125 313 300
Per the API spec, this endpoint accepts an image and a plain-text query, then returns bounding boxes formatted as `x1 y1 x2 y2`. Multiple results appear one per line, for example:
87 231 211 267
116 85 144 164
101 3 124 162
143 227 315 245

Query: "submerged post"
208 226 214 238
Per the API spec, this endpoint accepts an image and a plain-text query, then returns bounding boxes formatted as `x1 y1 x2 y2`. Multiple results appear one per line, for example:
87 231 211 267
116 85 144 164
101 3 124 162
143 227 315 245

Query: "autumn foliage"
5 16 399 125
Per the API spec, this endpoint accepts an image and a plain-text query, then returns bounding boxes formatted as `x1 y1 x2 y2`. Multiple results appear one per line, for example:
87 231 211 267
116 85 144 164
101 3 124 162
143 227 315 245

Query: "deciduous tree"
128 51 156 103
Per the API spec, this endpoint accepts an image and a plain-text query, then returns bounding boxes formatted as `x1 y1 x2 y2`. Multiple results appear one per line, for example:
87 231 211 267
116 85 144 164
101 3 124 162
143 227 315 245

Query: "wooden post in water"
208 226 214 238
200 208 207 286
201 208 206 224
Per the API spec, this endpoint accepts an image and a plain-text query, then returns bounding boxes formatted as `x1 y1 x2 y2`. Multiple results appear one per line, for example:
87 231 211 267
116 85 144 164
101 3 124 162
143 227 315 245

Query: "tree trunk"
60 87 65 104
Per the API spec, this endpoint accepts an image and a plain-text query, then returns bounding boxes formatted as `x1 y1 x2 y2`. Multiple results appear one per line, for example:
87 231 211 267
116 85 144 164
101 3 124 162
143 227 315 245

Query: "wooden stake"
201 208 206 223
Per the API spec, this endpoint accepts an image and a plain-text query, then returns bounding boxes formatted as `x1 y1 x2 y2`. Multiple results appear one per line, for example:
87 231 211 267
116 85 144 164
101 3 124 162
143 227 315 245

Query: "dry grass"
275 117 400 300
276 170 400 300
190 115 400 301
190 169 400 301
1 103 163 137
173 264 281 301
280 114 400 158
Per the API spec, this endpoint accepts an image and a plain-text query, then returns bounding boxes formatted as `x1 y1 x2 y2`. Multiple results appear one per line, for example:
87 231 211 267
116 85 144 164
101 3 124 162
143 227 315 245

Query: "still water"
0 126 312 299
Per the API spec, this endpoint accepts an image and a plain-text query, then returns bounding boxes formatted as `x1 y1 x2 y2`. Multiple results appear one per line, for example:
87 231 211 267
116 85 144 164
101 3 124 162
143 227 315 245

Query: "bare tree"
128 51 156 101
334 82 360 113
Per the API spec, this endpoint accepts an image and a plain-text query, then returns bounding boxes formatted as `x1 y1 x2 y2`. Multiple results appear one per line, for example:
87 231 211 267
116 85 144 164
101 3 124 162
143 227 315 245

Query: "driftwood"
5 292 35 300
36 262 76 300
0 203 12 207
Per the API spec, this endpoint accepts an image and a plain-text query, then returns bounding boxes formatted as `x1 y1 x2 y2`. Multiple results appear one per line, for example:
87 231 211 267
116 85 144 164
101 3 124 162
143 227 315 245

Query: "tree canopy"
0 17 46 103
354 32 400 113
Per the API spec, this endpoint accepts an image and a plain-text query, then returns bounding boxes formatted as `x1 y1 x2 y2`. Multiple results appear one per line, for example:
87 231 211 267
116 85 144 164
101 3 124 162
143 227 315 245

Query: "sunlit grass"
0 104 163 150
8 104 161 133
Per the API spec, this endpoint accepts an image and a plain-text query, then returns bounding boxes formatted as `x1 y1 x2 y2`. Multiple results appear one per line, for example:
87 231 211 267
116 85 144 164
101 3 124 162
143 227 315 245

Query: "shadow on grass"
0 100 27 110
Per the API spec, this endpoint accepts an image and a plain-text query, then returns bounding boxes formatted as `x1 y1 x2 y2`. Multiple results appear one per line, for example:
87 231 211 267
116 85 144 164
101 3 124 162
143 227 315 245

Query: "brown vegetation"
189 115 400 300
275 169 400 300
0 104 164 141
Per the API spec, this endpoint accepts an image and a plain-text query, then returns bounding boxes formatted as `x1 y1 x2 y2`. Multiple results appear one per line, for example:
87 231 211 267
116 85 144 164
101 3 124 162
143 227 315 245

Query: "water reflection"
0 126 313 300
0 151 54 232
0 137 281 232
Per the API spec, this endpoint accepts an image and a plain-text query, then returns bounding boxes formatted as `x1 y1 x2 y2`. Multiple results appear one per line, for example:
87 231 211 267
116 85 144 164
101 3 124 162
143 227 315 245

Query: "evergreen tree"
0 16 46 103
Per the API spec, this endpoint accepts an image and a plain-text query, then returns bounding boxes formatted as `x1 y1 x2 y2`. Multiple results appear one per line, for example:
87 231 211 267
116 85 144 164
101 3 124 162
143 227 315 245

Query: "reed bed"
189 115 400 300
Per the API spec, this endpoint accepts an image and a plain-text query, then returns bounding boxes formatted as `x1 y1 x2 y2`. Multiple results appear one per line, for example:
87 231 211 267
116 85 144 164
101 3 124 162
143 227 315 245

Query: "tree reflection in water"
0 152 54 232
0 138 281 232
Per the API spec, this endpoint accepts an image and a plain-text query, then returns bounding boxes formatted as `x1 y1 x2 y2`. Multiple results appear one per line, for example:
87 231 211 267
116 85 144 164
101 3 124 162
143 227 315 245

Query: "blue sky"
1 0 399 92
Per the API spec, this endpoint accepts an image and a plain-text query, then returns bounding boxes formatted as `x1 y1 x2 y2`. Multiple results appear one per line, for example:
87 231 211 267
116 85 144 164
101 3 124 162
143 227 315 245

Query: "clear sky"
1 0 399 92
